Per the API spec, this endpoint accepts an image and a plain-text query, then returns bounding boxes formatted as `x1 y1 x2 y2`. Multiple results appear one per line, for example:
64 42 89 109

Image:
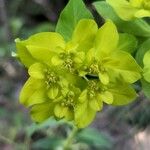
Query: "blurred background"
0 0 150 150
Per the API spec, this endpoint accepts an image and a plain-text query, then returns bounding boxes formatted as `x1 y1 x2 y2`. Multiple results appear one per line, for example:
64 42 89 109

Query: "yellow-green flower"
16 19 98 69
143 50 150 82
20 62 75 107
20 62 84 123
53 85 81 121
16 19 98 127
31 84 81 123
29 75 85 124
16 18 141 128
107 0 150 21
51 19 98 73
75 79 137 128
15 32 65 68
79 20 142 85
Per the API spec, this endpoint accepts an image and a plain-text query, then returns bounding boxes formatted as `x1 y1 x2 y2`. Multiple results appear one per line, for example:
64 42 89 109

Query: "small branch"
63 126 78 150
83 76 89 82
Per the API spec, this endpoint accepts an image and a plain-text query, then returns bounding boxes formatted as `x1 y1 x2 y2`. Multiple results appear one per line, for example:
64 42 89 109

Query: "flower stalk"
63 126 78 150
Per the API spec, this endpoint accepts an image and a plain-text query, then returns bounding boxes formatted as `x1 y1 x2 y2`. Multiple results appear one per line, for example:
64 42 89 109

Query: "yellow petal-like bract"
107 0 150 21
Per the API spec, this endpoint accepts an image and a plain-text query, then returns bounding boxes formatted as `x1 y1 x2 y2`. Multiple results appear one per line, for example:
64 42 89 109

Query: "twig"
63 126 78 150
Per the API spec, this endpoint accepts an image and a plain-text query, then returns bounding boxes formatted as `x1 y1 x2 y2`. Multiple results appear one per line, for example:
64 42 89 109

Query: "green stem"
63 126 78 150
83 76 89 82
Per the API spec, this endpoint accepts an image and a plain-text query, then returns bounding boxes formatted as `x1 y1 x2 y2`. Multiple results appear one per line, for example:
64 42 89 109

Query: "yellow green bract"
143 50 150 82
107 0 150 21
16 19 141 128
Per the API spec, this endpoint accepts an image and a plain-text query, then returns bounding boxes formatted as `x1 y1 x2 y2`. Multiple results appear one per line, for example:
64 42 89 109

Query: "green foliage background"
0 0 150 150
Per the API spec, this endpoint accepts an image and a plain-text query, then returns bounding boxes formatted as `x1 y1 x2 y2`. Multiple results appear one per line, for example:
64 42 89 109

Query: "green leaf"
72 19 98 52
136 38 150 67
20 77 44 106
28 63 45 79
143 50 150 82
32 137 63 150
16 32 65 68
95 20 119 57
106 0 137 21
135 9 150 18
26 118 66 137
76 128 112 148
93 1 150 37
101 91 113 104
98 72 109 85
15 38 36 67
25 32 65 50
27 46 55 66
109 83 137 105
89 98 102 111
31 101 54 123
75 102 96 128
141 79 150 99
143 69 150 83
28 89 48 107
105 51 142 84
118 33 138 53
56 0 93 41
143 50 150 67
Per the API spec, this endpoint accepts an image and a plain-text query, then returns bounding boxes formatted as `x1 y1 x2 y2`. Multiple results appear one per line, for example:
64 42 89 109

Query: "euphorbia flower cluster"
107 0 150 21
16 19 142 128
